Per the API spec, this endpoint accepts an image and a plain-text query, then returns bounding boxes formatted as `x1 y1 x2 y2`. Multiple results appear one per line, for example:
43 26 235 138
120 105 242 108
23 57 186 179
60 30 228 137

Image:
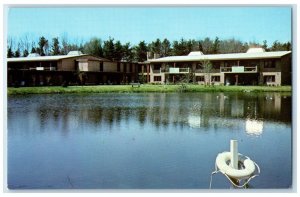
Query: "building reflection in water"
245 119 264 136
8 92 291 136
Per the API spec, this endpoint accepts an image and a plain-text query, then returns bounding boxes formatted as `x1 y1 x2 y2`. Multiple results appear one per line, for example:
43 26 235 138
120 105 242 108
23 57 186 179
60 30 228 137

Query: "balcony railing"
29 67 57 71
220 66 257 73
160 67 190 74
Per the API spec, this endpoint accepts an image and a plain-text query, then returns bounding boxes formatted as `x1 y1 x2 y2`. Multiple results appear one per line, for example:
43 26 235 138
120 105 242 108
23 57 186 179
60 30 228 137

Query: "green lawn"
7 84 292 95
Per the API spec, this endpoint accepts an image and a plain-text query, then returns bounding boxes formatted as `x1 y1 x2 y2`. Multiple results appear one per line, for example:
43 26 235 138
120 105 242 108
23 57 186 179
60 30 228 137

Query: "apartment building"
7 51 139 86
139 48 291 86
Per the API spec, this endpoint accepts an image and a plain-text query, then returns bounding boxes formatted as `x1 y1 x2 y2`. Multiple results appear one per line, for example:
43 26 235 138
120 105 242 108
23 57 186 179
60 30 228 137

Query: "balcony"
220 66 257 73
29 67 57 71
160 67 190 74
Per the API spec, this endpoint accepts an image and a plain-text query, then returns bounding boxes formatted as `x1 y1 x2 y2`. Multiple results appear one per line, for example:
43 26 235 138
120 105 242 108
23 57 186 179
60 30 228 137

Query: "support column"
235 74 238 85
147 64 150 83
173 62 176 83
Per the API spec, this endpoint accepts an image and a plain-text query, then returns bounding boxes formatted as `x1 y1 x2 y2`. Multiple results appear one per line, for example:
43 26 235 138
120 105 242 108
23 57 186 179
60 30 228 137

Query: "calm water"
7 92 292 189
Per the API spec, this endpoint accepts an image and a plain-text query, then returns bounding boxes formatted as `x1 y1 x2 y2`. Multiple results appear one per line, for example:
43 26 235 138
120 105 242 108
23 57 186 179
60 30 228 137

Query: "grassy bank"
7 84 292 95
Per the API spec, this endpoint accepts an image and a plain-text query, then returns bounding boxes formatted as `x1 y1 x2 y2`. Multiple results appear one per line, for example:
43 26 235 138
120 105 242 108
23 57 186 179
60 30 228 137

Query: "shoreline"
7 85 292 95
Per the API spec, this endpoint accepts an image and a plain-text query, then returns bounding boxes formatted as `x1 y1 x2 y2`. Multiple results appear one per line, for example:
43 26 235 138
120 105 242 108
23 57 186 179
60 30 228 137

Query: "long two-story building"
139 48 291 86
7 51 139 86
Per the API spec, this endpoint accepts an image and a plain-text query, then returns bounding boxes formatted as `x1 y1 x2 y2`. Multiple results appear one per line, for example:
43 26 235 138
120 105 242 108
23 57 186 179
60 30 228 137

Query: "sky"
7 6 292 46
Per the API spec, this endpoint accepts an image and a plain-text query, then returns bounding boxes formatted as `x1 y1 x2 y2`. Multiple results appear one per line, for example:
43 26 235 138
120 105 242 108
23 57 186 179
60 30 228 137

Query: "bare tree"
201 59 213 86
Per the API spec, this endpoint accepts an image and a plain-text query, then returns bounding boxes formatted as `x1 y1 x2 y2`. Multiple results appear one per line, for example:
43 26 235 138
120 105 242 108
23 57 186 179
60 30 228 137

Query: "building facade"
139 48 291 86
7 51 139 86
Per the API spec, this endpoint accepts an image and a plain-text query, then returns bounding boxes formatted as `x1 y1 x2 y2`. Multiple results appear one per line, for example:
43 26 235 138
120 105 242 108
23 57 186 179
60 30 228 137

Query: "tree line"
7 36 292 62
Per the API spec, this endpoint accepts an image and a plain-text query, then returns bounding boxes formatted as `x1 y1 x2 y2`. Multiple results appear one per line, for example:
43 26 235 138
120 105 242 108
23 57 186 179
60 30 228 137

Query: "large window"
212 61 220 69
196 76 205 81
264 75 275 82
211 76 220 82
154 76 161 82
264 60 276 68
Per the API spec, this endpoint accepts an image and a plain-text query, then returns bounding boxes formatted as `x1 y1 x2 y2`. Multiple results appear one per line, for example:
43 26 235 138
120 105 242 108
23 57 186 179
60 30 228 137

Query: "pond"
7 92 292 189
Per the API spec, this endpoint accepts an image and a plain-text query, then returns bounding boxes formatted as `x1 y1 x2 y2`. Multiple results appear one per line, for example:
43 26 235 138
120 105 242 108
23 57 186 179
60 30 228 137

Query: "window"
264 60 276 68
100 62 103 72
154 76 161 82
249 61 259 67
212 61 220 69
153 64 161 70
264 75 275 82
211 76 220 82
196 76 205 82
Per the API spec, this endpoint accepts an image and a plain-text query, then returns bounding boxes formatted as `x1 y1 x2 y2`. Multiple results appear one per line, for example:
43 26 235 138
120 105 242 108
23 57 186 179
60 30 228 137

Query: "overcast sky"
7 6 292 45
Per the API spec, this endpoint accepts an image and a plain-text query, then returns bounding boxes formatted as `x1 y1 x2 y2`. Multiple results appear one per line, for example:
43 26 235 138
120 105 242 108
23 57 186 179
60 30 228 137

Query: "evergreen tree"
114 40 123 61
134 41 148 62
161 38 171 57
31 46 36 53
198 40 203 52
7 47 14 57
103 37 115 60
283 41 292 51
212 37 220 54
122 42 134 62
23 49 29 57
186 39 194 54
149 38 162 56
262 40 268 51
38 36 48 56
172 38 188 56
51 37 60 55
83 38 103 57
14 48 20 57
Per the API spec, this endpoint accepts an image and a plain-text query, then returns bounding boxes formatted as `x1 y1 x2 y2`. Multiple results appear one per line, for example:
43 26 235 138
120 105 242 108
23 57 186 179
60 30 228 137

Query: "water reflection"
7 92 292 189
245 119 264 136
8 92 291 137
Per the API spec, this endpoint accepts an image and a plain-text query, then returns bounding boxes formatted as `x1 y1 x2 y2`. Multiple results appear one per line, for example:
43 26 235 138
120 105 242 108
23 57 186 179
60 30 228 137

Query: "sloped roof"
7 54 109 62
67 51 83 55
188 51 204 56
246 48 265 53
149 51 291 63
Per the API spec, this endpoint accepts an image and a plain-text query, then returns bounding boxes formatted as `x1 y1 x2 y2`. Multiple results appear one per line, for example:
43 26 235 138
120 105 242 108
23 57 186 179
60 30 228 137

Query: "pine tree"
14 48 20 57
51 37 60 55
262 40 268 51
23 49 29 57
161 38 171 57
212 37 220 54
7 47 14 57
134 41 148 62
114 41 123 61
38 36 48 56
31 47 36 53
122 42 133 62
103 37 115 61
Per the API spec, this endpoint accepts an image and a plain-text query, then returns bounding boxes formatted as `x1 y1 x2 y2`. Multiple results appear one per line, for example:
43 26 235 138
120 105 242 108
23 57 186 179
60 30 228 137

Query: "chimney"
153 53 160 59
147 52 153 60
